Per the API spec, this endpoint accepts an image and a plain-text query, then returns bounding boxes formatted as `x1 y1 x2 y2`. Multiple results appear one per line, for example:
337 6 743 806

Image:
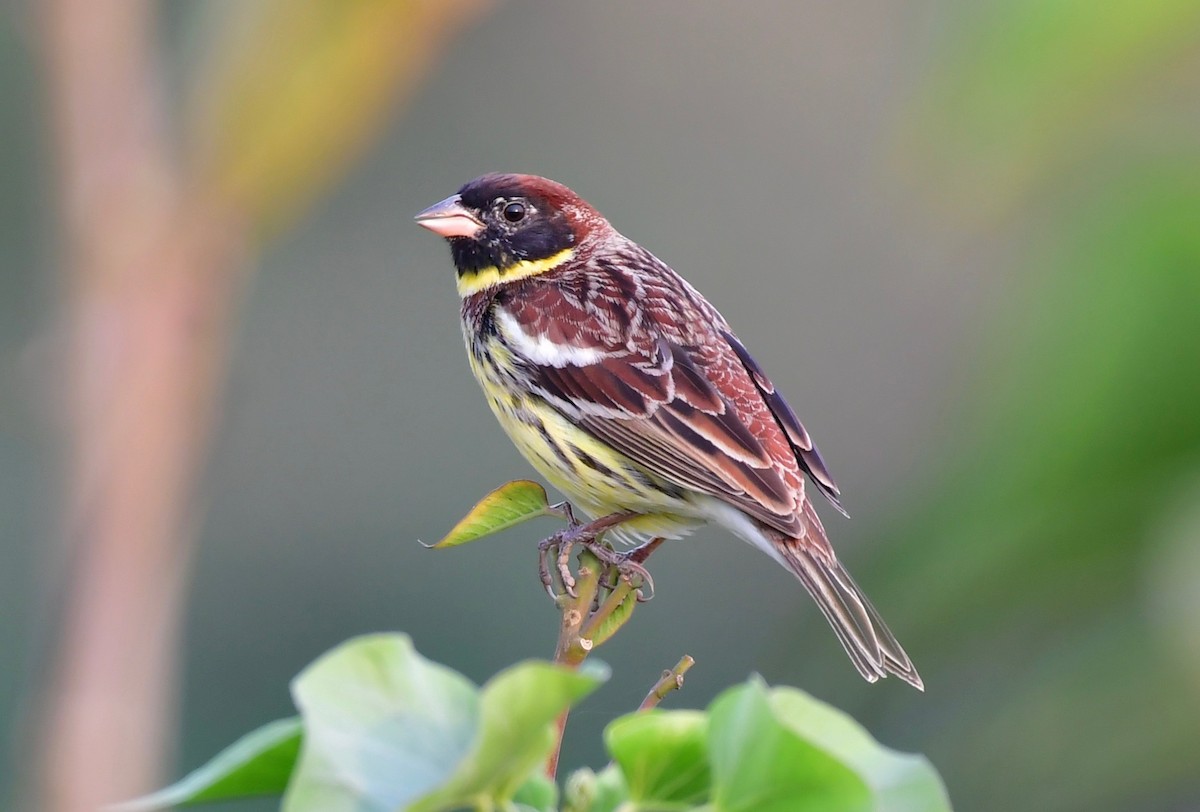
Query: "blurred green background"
3 1 1199 810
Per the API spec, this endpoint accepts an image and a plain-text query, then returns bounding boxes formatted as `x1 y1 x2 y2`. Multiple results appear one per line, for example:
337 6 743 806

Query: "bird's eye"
502 201 527 223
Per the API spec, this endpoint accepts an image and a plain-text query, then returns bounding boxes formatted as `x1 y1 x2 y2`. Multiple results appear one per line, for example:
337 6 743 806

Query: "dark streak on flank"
569 443 608 476
538 424 577 471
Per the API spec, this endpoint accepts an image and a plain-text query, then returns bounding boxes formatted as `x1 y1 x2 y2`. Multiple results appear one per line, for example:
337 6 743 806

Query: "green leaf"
706 679 870 812
605 710 710 810
769 688 951 812
282 634 481 811
513 772 559 812
135 634 605 812
430 480 553 548
408 660 609 811
706 678 951 812
111 717 302 810
581 583 639 649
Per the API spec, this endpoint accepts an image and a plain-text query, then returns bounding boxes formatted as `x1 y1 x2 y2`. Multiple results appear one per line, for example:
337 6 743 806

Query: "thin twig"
552 553 601 667
543 516 660 780
545 550 602 780
638 656 696 712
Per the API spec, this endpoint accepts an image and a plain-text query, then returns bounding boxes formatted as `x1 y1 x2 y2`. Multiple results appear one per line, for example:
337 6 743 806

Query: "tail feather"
700 496 923 690
778 537 924 690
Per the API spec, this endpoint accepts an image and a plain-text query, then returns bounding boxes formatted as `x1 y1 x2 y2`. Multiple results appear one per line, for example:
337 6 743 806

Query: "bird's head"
415 173 606 296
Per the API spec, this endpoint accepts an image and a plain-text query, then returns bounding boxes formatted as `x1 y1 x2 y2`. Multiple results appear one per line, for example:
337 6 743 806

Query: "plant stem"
638 655 696 711
546 551 602 779
552 553 601 667
544 526 656 780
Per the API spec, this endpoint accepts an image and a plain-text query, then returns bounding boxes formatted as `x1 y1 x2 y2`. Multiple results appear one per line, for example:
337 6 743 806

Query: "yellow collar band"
456 248 575 297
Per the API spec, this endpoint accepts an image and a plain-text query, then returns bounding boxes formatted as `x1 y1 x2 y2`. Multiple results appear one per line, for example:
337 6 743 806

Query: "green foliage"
430 480 554 548
702 679 946 812
605 711 710 809
902 0 1200 212
283 635 607 811
119 492 949 810
706 679 867 812
404 659 608 812
855 1 1200 809
123 635 949 811
764 687 948 811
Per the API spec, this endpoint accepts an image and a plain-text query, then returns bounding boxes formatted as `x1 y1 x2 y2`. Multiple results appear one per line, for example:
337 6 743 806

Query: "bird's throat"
455 248 576 297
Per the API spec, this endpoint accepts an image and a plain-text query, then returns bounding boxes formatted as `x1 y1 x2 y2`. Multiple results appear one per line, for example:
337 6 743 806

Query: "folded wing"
498 284 842 540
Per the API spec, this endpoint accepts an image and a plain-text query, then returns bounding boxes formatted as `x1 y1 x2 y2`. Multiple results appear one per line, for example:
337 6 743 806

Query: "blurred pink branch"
33 0 491 807
37 0 243 808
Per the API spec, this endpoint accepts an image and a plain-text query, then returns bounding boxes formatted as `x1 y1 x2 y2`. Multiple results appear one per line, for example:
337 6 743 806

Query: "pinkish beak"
414 194 484 239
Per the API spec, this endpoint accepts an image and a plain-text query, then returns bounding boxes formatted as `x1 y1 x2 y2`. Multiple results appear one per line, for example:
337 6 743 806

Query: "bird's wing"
497 271 841 538
721 330 845 515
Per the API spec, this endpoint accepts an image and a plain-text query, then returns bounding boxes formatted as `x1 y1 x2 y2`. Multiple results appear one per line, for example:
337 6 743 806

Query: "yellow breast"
464 332 699 541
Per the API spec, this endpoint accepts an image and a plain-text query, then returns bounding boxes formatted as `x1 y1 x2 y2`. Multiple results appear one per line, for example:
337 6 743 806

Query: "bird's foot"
572 539 656 603
537 506 657 601
593 536 666 602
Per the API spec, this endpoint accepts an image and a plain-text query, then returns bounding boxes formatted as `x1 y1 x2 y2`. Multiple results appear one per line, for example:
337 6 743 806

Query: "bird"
415 173 922 690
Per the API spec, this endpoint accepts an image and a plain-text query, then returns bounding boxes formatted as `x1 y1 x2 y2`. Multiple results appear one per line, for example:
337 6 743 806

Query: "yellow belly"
466 336 701 543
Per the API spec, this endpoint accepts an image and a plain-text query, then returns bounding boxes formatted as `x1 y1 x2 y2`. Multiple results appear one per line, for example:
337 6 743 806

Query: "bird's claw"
593 546 656 602
538 531 575 600
538 542 656 603
557 540 577 596
536 506 655 602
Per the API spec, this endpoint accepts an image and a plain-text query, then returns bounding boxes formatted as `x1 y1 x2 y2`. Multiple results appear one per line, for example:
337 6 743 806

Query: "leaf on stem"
605 711 710 809
428 480 554 548
283 634 480 811
281 634 607 811
706 678 951 812
407 660 609 811
768 685 951 811
579 578 640 649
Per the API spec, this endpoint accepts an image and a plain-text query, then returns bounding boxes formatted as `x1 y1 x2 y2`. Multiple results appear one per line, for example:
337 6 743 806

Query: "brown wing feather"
721 329 847 516
664 341 725 411
530 344 799 528
499 261 815 537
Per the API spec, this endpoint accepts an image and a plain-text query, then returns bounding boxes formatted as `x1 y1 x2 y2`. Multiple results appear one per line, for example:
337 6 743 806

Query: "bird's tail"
761 516 924 691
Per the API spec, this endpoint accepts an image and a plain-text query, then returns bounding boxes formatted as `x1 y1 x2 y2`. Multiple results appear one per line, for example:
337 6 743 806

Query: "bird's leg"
539 501 584 598
624 535 666 564
537 528 572 599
